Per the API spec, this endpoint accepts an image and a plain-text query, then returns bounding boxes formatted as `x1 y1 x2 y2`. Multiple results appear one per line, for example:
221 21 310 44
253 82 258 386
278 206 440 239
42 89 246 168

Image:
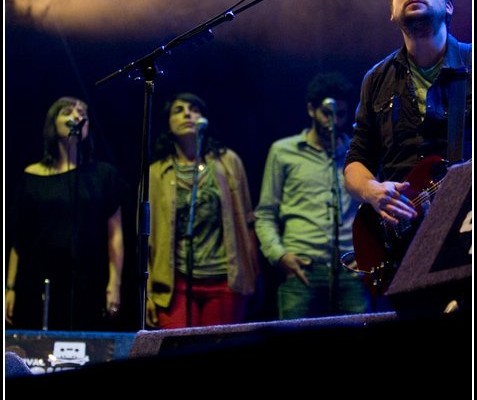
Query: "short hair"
306 72 354 109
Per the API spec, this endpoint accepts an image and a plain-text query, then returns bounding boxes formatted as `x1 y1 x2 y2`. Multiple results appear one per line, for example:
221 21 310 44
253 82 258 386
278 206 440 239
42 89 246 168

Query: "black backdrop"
4 0 472 331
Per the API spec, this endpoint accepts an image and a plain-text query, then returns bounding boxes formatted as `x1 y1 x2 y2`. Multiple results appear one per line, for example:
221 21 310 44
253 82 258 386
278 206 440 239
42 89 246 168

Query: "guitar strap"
447 42 471 164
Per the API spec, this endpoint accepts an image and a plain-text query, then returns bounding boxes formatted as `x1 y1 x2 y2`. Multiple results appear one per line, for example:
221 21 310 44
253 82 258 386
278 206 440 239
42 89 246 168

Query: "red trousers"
157 272 247 329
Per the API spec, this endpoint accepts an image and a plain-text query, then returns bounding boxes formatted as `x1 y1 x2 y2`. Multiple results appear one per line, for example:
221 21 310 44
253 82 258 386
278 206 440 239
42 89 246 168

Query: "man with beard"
255 72 371 319
343 0 472 311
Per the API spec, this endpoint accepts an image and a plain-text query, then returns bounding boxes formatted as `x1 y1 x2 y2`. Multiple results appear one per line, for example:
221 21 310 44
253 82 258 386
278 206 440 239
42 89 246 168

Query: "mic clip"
68 128 81 137
67 119 87 137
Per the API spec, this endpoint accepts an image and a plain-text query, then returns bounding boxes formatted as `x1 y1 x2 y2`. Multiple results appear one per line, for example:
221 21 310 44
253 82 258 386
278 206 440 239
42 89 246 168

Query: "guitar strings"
381 178 444 231
411 178 444 207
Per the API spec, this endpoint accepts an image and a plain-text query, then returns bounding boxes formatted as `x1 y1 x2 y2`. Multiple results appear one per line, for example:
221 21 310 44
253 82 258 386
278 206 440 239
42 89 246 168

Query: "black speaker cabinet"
386 161 472 316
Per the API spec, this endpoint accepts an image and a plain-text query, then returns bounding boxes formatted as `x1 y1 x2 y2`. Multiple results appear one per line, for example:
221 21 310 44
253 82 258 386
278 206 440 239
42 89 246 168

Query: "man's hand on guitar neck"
366 180 418 225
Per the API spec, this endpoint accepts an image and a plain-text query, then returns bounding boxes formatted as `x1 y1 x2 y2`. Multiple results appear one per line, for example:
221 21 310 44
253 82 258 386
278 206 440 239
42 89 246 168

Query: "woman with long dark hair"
146 92 260 328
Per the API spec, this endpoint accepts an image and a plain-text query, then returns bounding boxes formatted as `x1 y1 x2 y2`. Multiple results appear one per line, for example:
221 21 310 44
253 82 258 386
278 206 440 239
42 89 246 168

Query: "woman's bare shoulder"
24 162 50 175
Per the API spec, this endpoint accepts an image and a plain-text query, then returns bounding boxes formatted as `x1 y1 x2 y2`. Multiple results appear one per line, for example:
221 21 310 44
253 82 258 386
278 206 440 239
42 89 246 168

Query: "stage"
5 310 471 397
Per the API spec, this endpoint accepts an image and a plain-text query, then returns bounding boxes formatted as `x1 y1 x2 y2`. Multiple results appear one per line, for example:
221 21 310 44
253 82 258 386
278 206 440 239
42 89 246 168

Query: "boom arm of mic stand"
94 0 268 330
95 0 267 86
95 10 236 87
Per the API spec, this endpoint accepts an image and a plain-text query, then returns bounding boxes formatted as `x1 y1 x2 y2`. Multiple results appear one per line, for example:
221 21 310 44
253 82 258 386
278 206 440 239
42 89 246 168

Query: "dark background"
4 0 472 331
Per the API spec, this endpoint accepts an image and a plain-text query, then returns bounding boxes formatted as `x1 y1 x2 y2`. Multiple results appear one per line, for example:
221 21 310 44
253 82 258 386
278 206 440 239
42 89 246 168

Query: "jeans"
278 258 371 320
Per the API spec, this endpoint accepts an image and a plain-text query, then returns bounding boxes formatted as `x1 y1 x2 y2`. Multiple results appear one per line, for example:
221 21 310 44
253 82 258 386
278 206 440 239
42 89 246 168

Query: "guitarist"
343 0 472 310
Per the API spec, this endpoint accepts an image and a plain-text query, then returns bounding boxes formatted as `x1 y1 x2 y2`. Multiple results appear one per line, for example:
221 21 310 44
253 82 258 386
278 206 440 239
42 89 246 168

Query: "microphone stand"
67 129 83 330
95 0 267 330
184 130 205 327
136 68 155 331
328 120 343 314
42 279 50 331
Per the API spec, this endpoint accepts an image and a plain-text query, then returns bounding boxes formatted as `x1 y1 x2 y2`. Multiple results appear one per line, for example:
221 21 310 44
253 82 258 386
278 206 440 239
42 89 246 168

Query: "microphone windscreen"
196 117 209 131
322 98 337 113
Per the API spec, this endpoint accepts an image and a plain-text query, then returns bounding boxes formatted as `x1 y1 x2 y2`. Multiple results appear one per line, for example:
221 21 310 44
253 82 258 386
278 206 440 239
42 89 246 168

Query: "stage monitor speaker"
6 313 469 398
5 352 33 378
129 312 397 358
386 161 472 316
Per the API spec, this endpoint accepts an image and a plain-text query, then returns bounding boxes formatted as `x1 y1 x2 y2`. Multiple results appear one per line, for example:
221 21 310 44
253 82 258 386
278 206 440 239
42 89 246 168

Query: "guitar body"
351 155 448 296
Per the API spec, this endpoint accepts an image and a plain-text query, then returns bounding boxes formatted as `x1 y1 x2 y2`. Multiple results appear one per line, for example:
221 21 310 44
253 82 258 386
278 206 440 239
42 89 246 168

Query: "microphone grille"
196 117 209 131
322 97 337 112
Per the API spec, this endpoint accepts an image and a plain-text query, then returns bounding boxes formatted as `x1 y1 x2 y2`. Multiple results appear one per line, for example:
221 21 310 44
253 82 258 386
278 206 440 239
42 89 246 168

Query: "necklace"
174 160 208 188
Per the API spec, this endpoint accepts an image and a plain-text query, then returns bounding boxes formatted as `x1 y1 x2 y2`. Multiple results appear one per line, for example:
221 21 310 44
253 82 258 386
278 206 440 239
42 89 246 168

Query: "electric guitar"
347 155 448 296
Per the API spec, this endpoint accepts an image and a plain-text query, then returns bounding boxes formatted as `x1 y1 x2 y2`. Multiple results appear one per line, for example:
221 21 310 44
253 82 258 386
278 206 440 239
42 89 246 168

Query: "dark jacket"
345 34 472 182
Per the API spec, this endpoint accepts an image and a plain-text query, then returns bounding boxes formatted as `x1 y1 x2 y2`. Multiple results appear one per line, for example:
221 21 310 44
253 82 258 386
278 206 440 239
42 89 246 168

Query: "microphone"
322 98 337 132
196 117 208 132
67 118 88 137
322 97 337 115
